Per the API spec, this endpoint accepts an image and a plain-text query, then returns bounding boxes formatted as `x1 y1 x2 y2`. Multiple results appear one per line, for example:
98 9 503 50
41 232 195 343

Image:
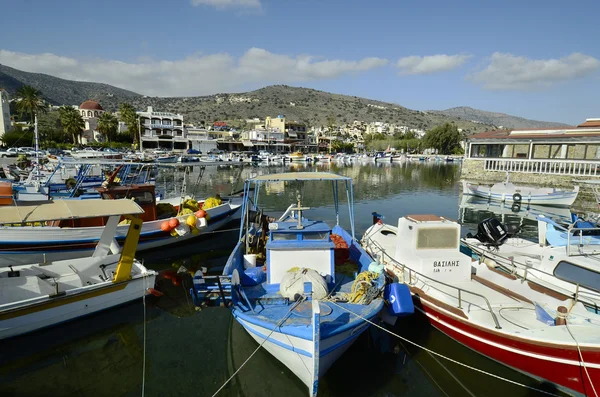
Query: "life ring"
512 193 522 203
511 202 521 212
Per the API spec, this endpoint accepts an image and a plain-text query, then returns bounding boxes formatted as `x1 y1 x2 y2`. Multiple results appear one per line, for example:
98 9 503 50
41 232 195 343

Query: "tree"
422 123 463 155
59 106 85 144
97 112 119 142
119 103 139 143
37 110 65 146
14 85 47 123
331 140 354 153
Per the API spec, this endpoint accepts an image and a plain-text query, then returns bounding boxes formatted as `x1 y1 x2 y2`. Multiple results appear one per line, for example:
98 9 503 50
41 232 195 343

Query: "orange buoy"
161 221 171 232
168 218 180 229
195 209 207 218
147 288 164 297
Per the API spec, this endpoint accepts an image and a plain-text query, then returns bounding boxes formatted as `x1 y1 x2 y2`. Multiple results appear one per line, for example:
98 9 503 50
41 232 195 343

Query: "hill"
0 64 140 106
428 106 571 129
0 64 563 133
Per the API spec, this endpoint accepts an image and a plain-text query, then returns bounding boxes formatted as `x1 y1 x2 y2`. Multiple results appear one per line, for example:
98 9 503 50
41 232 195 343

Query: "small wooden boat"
462 175 579 207
363 214 600 395
196 172 413 396
0 198 157 339
0 182 242 266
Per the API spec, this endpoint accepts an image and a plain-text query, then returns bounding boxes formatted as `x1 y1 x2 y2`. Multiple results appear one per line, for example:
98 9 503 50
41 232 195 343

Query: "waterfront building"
138 107 187 152
462 118 600 185
0 89 11 139
78 100 105 143
186 126 218 153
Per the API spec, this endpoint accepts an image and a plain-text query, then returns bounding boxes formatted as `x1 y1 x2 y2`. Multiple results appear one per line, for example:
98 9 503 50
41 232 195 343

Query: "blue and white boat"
218 172 409 396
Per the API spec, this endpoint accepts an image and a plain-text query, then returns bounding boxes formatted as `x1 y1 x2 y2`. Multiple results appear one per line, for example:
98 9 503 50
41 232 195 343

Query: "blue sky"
1 0 599 124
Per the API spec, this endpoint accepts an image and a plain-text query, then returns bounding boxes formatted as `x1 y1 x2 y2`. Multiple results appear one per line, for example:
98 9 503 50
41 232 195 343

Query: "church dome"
79 100 104 110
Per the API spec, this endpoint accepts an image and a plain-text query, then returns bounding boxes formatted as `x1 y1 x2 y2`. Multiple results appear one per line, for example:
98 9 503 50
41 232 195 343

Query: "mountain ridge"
0 64 568 132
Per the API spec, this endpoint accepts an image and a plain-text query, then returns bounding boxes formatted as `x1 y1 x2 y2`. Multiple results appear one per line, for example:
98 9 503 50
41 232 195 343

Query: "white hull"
463 181 579 207
1 271 155 339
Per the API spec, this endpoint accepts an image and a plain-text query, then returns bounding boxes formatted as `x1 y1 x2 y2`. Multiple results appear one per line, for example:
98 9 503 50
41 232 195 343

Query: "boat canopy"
243 172 356 239
0 199 144 223
250 172 351 182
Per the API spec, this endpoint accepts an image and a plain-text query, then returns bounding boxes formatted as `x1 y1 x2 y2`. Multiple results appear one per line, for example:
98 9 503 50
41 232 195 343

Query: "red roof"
578 120 600 128
79 100 103 110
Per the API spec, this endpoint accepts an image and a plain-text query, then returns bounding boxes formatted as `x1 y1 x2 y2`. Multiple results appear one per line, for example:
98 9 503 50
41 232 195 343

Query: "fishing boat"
462 174 579 207
0 198 157 339
155 154 178 163
362 214 600 396
205 172 412 396
289 151 308 162
0 181 242 266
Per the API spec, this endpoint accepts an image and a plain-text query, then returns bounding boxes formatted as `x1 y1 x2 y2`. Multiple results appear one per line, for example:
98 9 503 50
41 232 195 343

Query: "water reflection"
0 162 587 397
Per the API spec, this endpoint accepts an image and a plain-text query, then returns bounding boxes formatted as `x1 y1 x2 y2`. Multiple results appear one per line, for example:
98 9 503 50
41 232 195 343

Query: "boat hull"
234 310 372 389
463 182 579 207
0 272 156 339
0 204 241 266
415 298 599 396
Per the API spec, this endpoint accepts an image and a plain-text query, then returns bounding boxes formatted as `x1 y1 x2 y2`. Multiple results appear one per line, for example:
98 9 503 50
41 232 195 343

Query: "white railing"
478 158 600 177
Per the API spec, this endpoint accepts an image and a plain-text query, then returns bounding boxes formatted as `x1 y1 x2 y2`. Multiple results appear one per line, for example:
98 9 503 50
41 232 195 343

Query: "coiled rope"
326 300 565 397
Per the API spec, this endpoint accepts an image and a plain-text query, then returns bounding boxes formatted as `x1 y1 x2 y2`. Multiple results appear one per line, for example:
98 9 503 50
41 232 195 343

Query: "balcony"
474 157 600 177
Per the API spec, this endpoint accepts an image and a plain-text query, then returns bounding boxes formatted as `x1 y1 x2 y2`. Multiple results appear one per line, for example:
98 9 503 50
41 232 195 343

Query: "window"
567 144 587 159
554 261 600 292
302 232 329 240
272 233 298 241
94 111 98 117
88 111 92 117
416 228 458 249
585 144 600 160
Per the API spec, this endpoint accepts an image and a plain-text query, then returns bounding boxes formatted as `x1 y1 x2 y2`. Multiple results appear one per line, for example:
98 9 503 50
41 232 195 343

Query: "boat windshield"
554 261 600 292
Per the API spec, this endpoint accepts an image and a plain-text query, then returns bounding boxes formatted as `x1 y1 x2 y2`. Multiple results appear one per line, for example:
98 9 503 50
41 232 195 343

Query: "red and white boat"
362 214 600 396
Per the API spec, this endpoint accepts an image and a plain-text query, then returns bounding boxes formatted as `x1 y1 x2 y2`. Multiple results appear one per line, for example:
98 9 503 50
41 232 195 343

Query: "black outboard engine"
468 217 510 246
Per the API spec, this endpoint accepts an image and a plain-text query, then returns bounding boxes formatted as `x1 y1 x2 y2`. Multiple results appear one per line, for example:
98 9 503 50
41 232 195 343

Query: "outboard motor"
468 217 510 246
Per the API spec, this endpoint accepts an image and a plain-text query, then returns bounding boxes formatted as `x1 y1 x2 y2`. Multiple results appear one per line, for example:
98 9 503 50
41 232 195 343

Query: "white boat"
155 155 178 163
194 172 412 396
362 214 600 395
0 198 157 339
462 174 579 207
0 183 242 266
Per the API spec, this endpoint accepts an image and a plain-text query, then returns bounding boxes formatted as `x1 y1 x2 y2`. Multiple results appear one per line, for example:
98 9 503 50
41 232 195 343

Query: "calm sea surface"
0 161 573 397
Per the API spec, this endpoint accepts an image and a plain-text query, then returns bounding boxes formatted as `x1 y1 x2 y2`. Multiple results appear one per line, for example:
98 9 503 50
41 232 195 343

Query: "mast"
34 113 40 179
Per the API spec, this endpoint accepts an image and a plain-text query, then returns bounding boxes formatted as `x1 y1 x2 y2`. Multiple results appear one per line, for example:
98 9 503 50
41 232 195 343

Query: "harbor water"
0 161 575 397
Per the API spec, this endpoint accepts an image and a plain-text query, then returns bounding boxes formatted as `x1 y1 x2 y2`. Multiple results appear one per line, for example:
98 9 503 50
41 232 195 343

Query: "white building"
77 100 106 143
0 89 12 139
138 106 188 152
186 126 218 153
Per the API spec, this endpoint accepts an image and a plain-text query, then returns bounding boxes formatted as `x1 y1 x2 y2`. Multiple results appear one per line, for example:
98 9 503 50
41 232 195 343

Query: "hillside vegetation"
1 64 567 133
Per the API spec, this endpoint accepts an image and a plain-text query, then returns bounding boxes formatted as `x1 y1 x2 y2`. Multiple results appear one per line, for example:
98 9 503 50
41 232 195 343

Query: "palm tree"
97 112 119 143
119 103 139 143
59 106 85 144
14 85 46 123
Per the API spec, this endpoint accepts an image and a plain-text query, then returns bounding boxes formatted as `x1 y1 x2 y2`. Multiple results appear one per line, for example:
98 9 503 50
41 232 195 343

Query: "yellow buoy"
186 215 197 227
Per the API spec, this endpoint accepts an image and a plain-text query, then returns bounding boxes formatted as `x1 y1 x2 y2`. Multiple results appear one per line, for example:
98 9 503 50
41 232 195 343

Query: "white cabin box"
394 215 471 282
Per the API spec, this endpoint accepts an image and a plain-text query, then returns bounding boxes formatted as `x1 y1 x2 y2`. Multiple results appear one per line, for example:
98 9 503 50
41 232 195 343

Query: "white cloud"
470 52 600 90
0 49 388 97
190 0 261 10
396 54 471 75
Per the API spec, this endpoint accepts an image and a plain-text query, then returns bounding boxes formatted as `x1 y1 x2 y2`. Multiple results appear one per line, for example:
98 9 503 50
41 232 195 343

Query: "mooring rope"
210 297 305 397
326 300 564 397
141 272 148 397
566 322 598 397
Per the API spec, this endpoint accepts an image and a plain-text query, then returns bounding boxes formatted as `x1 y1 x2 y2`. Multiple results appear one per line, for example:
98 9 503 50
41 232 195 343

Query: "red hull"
417 299 600 396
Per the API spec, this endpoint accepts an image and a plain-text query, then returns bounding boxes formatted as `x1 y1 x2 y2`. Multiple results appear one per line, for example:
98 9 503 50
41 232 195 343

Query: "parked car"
0 148 18 158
